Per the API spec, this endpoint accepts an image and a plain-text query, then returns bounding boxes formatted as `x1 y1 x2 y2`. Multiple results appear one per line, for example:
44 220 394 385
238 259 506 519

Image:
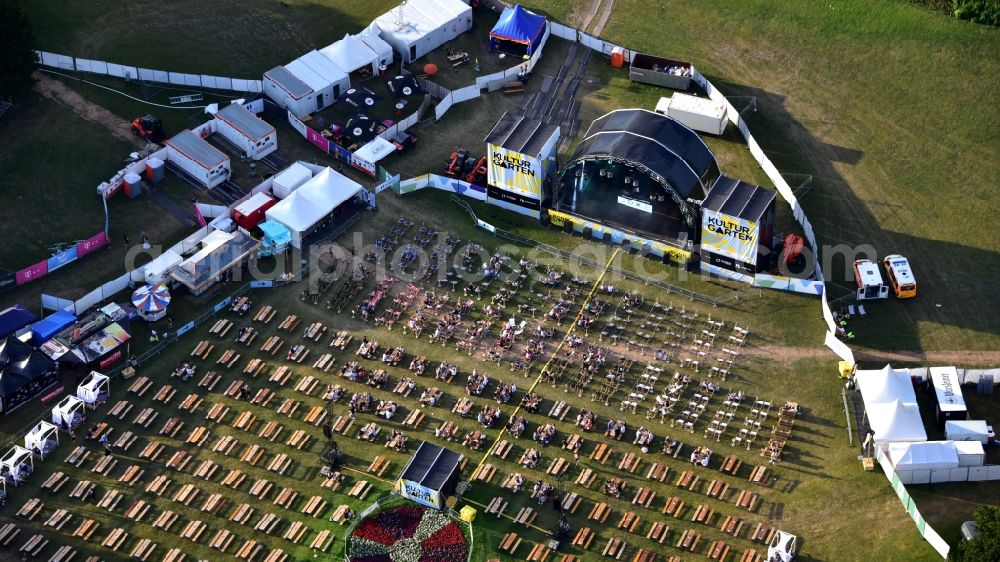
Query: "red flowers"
348 504 468 562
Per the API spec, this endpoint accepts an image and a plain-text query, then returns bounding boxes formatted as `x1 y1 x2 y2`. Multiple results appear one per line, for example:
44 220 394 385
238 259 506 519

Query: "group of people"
520 392 542 414
381 347 405 366
172 361 196 381
419 386 441 406
576 409 597 431
533 423 557 445
521 448 541 468
532 480 554 505
494 380 516 403
690 446 712 467
605 419 628 440
465 369 490 396
634 426 655 448
604 477 625 498
507 414 526 438
436 361 458 382
349 392 373 414
375 400 397 419
408 356 428 375
356 337 380 359
477 405 502 429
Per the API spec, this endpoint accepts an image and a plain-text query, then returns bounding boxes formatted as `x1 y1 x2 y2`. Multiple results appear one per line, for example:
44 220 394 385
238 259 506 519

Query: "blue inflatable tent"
31 310 76 344
489 4 547 57
0 305 37 340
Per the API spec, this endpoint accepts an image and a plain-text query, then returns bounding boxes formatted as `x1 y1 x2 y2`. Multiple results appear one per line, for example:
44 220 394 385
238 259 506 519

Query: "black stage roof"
703 175 776 222
399 441 463 491
485 112 559 156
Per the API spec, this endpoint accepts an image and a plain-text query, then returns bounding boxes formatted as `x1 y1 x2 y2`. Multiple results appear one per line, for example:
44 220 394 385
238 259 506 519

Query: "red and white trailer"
232 192 277 231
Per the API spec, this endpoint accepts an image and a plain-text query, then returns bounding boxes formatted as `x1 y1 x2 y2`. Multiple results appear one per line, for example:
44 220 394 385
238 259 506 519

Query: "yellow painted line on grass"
469 248 621 487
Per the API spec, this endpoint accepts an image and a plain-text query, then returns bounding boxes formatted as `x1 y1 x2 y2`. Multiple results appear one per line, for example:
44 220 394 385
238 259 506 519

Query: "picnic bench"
166 450 191 471
101 528 128 551
233 411 257 431
590 442 612 464
20 533 49 558
499 532 522 555
269 366 292 386
691 504 715 525
255 513 281 534
42 471 69 494
632 548 657 562
329 330 353 350
274 486 298 509
296 375 319 395
154 384 176 404
722 515 745 537
145 475 171 497
662 496 685 518
97 489 124 511
73 519 99 541
283 521 308 544
213 435 239 456
237 539 266 560
198 371 221 390
44 509 73 531
191 340 214 360
676 529 701 552
186 425 211 447
575 468 596 488
329 504 353 524
49 545 77 562
735 489 759 511
647 521 670 544
92 454 117 476
347 480 372 500
708 479 730 499
402 409 425 428
546 457 569 477
286 428 309 449
619 452 642 473
617 511 641 533
721 454 742 475
194 459 219 480
230 503 255 525
301 495 327 518
69 481 94 502
210 529 235 552
108 400 133 420
222 469 246 489
748 465 770 485
549 400 570 420
486 496 508 518
173 483 200 506
125 499 152 521
119 464 144 486
0 523 21 546
159 416 184 438
587 502 611 523
276 398 300 418
209 318 233 338
179 393 203 413
268 453 293 475
254 305 276 323
750 523 775 544
133 407 159 428
676 470 699 490
572 527 595 550
311 530 334 552
152 510 178 531
709 540 731 561
278 314 300 332
633 486 656 508
217 349 241 368
368 455 391 477
180 520 206 543
206 402 230 422
242 444 266 466
244 357 269 376
128 376 152 397
602 537 626 559
201 492 227 515
260 336 283 357
304 322 326 341
249 478 273 499
740 548 765 562
527 543 551 562
503 81 524 94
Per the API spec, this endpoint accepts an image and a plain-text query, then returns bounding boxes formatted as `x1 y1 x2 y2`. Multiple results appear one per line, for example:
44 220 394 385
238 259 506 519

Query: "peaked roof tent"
320 34 377 73
399 441 463 491
216 102 275 142
264 66 314 100
165 130 228 170
484 112 559 156
0 305 37 340
703 175 776 222
490 4 547 52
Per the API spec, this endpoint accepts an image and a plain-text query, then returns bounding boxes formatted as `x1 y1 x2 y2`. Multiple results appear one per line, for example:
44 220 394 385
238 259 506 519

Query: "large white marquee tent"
265 167 364 248
321 34 379 77
856 364 927 451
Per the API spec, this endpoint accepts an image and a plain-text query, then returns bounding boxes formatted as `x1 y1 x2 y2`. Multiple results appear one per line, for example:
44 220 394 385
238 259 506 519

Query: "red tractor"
465 156 488 185
131 115 165 143
444 148 471 178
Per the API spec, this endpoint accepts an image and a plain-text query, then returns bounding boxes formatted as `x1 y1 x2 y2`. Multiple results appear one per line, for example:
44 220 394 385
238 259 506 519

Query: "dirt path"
32 70 141 146
746 345 1000 367
570 0 615 35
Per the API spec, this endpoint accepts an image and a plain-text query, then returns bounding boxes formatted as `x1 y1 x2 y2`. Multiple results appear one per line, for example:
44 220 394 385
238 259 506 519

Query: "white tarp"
857 364 916 407
77 371 110 406
354 136 396 164
888 441 959 471
143 250 184 285
870 399 927 449
321 34 378 75
272 162 313 199
24 421 59 458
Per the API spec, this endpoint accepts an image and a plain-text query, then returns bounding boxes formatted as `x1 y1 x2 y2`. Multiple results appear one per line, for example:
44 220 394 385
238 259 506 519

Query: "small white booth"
24 420 60 459
77 371 110 408
214 102 277 160
945 420 995 444
1 445 34 485
359 23 394 71
954 440 985 467
143 249 184 285
654 93 728 136
930 366 967 424
265 167 364 248
51 395 86 430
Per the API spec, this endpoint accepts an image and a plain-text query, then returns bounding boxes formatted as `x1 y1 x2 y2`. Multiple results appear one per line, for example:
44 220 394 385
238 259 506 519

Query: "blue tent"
31 310 76 344
489 4 547 57
0 305 36 340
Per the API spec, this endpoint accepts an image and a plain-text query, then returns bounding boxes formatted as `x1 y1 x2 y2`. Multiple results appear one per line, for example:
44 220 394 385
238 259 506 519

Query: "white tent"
272 162 313 199
856 364 916 407
375 0 473 63
265 167 364 248
359 23 394 69
869 399 927 450
281 51 350 116
51 395 86 429
77 371 110 407
888 441 959 471
1 445 34 485
321 34 379 76
24 421 59 459
353 136 397 165
143 249 184 285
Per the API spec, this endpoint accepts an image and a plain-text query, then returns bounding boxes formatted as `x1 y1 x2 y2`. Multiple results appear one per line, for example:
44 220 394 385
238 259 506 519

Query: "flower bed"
348 504 469 562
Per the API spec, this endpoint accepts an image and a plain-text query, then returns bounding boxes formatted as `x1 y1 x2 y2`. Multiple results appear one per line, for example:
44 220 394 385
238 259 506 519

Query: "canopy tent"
51 395 86 429
385 74 422 99
354 136 397 165
359 23 394 69
77 371 110 407
857 364 916 407
0 335 32 364
954 440 985 467
24 420 59 459
0 337 59 415
321 34 379 76
395 441 463 509
265 167 364 248
68 323 130 365
869 398 927 450
374 0 473 63
131 284 171 322
489 4 547 57
0 305 37 340
888 441 959 471
143 249 183 285
31 310 77 344
0 445 33 485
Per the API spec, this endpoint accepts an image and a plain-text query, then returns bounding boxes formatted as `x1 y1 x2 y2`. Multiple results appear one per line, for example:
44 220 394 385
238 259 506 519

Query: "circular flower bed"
348 504 469 562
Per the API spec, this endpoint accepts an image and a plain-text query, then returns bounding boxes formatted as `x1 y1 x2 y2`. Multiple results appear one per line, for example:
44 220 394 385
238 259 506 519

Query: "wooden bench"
748 465 770 485
109 400 133 420
662 496 685 518
499 532 522 555
213 435 239 455
186 426 211 447
312 353 336 372
223 469 246 489
347 480 372 500
368 455 391 477
192 340 214 359
254 305 276 323
575 468 596 488
242 444 266 466
210 529 235 552
42 471 68 494
617 511 641 532
709 540 731 561
305 406 328 426
721 515 745 537
618 452 641 473
173 483 200 506
546 457 569 477
198 371 221 391
128 376 152 397
273 486 298 509
193 459 218 481
632 548 657 562
587 502 611 523
269 366 292 386
69 480 95 502
559 492 582 513
159 416 184 438
236 539 265 561
119 464 144 486
244 357 269 376
740 548 765 562
166 450 191 472
154 384 177 404
590 442 612 464
249 478 273 500
721 454 742 475
486 496 508 518
268 453 292 475
572 527 595 550
152 510 178 531
230 503 255 525
101 527 128 551
206 402 230 423
514 506 538 527
64 445 90 467
691 504 715 525
676 529 701 552
676 470 699 490
751 523 775 544
133 407 158 428
311 529 334 552
492 439 512 459
125 499 152 522
44 508 73 531
402 409 425 428
358 421 380 442
472 463 495 482
301 495 327 518
0 523 21 546
180 520 207 543
527 543 551 562
647 521 670 544
20 533 49 558
178 394 202 415
49 545 77 562
218 350 241 368
260 336 283 356
286 429 310 450
97 489 124 511
735 490 759 511
276 398 300 418
138 440 164 461
233 411 257 431
707 479 730 499
330 331 353 350
255 513 281 535
201 493 227 515
145 475 171 497
633 486 656 509
549 400 570 420
278 314 300 332
131 538 157 561
283 521 308 544
329 504 352 524
602 537 626 559
73 519 99 541
113 430 137 452
209 318 233 337
259 420 283 442
647 462 670 482
225 379 244 399
304 321 326 341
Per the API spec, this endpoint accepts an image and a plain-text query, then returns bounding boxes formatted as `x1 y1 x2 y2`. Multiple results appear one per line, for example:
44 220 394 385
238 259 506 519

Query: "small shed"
24 421 59 459
165 129 231 189
359 23 394 71
232 192 278 231
263 66 316 118
77 371 110 408
258 220 292 257
214 102 277 160
375 0 473 63
285 51 350 115
0 446 34 485
395 441 463 509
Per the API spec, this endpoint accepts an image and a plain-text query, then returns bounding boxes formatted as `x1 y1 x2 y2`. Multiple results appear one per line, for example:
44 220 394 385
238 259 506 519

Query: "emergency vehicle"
882 254 917 298
853 259 889 300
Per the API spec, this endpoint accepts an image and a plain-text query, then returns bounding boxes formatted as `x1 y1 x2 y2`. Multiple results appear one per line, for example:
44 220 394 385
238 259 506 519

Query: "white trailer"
945 420 995 444
164 130 231 189
214 102 277 160
853 259 889 300
655 93 727 136
930 366 968 424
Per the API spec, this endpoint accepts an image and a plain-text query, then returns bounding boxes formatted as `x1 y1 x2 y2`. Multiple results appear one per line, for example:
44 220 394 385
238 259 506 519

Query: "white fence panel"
168 71 187 86
152 69 170 83
967 466 989 481
185 73 202 87
476 71 506 89
250 80 263 93
137 68 157 81
948 467 969 482
923 527 951 559
232 78 250 92
200 75 217 89
107 63 137 79
549 22 576 40
452 84 480 103
989 465 1000 479
74 288 104 315
74 58 93 73
434 94 454 121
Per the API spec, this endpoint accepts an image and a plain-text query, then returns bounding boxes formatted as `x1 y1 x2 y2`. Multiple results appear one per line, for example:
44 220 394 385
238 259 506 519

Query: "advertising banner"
306 127 330 153
487 144 542 199
77 231 110 258
0 273 16 292
47 246 79 272
286 111 307 136
487 184 540 211
16 260 49 285
398 479 442 509
701 209 759 273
